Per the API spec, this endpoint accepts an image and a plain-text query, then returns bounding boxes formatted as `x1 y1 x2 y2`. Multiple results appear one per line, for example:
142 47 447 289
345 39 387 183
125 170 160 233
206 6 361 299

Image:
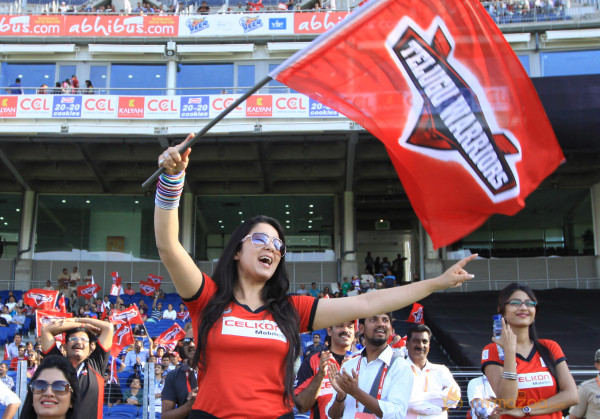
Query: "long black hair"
191 215 300 407
497 283 559 388
19 355 80 419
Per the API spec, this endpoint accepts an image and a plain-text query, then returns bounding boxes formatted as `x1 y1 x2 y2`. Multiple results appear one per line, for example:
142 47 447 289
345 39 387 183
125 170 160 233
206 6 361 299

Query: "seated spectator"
383 269 396 288
124 377 143 405
138 299 149 312
139 307 148 322
155 346 166 359
11 306 25 332
53 81 63 94
6 78 23 95
103 370 123 407
160 354 171 371
10 344 27 370
6 333 22 360
27 351 40 378
124 340 149 368
124 283 135 296
1 306 12 324
296 284 309 295
0 363 15 390
43 280 55 291
176 303 189 322
37 84 48 94
162 303 176 320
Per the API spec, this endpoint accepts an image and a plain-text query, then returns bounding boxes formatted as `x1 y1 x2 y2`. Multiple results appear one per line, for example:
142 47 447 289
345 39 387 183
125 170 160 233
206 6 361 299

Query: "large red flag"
77 283 101 300
36 309 73 344
155 324 186 347
109 304 144 325
111 322 134 358
23 289 59 311
270 0 564 248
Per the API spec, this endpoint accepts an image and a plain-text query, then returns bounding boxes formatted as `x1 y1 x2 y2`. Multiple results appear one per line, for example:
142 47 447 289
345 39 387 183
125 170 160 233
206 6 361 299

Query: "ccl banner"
0 93 339 120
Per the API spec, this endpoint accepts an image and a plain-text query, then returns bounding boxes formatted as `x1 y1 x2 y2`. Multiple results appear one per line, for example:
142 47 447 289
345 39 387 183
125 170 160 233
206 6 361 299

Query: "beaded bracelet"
155 171 185 210
501 371 518 380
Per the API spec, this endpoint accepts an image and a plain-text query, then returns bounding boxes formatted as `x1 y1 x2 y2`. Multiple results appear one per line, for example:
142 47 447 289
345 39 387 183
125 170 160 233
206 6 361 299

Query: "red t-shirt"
185 274 318 419
481 340 566 419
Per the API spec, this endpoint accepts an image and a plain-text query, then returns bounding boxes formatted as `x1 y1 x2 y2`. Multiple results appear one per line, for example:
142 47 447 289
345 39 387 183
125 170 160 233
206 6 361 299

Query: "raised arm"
313 254 476 330
154 133 204 299
78 317 114 350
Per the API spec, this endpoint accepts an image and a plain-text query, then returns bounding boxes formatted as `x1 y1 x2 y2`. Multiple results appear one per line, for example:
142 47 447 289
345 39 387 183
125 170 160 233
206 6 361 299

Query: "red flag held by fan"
77 283 101 300
110 304 144 325
407 303 424 324
111 322 134 358
140 281 158 296
36 309 73 344
270 0 564 248
56 296 67 313
147 274 163 287
23 289 59 311
155 324 186 347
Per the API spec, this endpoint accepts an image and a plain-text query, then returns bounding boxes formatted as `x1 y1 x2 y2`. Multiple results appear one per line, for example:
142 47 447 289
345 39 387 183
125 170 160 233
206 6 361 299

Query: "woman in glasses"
481 283 578 419
20 355 80 419
27 350 41 378
154 136 476 419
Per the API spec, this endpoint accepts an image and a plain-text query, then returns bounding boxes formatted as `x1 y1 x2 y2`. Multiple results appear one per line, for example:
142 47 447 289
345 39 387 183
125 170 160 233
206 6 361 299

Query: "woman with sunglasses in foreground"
154 134 477 419
481 283 578 419
20 355 80 419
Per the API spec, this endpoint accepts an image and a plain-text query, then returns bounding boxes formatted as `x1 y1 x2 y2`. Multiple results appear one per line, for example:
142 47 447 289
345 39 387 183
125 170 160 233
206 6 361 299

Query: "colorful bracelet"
155 171 185 210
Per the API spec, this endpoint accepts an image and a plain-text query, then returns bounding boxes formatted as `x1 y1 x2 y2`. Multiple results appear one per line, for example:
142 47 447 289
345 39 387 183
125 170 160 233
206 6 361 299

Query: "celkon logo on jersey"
0 96 17 117
246 95 272 117
222 316 286 342
117 97 144 118
517 372 553 389
391 18 521 202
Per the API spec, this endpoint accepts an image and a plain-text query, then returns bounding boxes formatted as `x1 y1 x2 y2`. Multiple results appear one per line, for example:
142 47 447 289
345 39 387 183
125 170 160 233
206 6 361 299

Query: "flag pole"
142 75 273 189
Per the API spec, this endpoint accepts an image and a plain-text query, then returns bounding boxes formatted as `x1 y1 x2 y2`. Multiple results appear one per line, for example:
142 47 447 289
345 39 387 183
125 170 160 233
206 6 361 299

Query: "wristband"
335 394 347 403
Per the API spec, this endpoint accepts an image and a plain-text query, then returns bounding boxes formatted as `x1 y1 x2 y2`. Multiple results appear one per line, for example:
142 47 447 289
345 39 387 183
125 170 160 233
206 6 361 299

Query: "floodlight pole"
142 75 273 189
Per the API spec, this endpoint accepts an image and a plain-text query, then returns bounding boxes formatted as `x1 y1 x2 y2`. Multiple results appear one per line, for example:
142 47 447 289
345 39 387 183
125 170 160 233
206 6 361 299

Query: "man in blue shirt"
6 78 23 94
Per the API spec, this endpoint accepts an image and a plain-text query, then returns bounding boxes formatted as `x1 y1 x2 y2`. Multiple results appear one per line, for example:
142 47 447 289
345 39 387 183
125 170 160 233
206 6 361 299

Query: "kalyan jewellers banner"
0 94 340 119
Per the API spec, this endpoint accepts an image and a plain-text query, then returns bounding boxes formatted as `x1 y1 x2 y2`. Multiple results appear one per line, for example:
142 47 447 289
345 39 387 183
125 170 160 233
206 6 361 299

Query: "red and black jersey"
46 342 109 419
294 351 347 419
481 339 566 419
185 273 318 419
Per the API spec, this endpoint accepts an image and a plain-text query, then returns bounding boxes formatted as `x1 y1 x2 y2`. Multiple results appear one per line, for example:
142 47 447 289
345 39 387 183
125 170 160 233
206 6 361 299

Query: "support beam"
77 143 111 193
0 147 31 191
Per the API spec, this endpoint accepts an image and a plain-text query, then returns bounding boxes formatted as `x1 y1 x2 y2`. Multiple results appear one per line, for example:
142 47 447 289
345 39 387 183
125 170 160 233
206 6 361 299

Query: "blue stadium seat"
110 403 138 416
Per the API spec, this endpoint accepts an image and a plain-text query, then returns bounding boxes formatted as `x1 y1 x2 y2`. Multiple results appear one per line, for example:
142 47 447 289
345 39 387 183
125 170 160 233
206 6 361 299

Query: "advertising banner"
0 93 341 120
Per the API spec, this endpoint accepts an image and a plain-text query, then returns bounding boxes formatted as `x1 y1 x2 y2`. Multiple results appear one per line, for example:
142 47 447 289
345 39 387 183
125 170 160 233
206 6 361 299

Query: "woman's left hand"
435 254 478 290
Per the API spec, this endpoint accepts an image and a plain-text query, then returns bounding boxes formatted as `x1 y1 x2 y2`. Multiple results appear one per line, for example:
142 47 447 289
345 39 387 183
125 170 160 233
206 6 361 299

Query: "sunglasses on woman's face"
30 379 72 395
240 232 286 257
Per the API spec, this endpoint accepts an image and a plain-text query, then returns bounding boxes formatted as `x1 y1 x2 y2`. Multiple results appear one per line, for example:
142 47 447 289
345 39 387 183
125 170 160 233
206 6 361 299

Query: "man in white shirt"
124 339 149 367
0 380 20 419
6 333 22 360
405 324 461 419
327 313 413 419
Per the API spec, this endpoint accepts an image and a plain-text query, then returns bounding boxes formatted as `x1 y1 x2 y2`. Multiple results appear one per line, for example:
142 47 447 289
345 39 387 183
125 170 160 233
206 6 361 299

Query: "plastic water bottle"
493 315 503 339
